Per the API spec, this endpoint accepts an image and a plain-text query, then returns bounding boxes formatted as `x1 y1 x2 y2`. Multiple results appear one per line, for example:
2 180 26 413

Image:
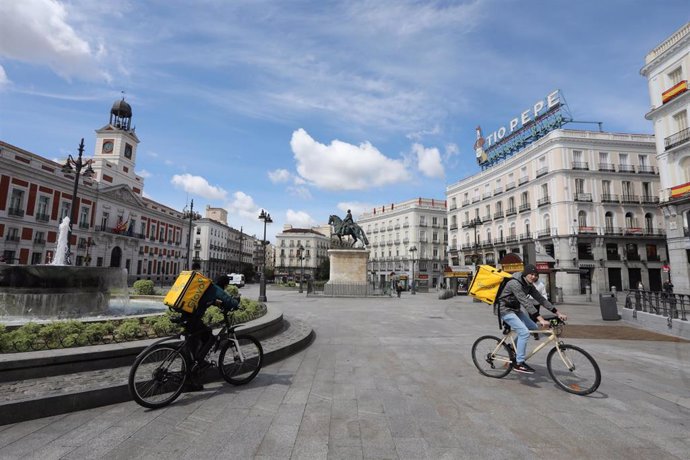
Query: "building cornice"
644 90 690 120
640 21 690 76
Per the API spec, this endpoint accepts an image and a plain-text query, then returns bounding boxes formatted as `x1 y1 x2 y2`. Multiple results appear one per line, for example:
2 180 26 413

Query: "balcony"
536 167 549 178
35 213 50 222
665 127 690 150
79 221 90 229
620 194 639 204
33 238 46 245
571 162 589 170
472 196 480 203
482 192 492 200
518 176 529 186
494 187 503 195
617 164 635 173
7 207 24 217
601 193 619 203
519 232 532 241
577 226 598 235
637 165 656 174
518 203 531 213
461 200 470 207
641 195 660 204
505 207 517 216
574 193 592 202
505 181 516 191
598 163 616 172
418 222 428 227
5 234 20 242
536 228 552 238
662 79 688 104
494 237 505 244
493 210 504 219
449 223 458 231
481 215 492 222
506 235 518 243
604 226 623 236
449 204 457 210
607 253 621 261
537 196 550 207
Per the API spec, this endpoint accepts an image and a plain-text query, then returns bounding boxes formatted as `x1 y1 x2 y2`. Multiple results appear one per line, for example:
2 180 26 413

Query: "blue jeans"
501 311 538 364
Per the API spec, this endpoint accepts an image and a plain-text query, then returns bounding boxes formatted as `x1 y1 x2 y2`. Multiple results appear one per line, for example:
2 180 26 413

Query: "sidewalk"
0 287 688 459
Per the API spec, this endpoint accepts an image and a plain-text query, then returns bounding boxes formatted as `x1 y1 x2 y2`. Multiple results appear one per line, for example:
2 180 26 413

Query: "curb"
0 313 314 425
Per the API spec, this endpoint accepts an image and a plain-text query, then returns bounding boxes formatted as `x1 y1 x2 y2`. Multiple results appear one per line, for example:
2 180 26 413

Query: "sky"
0 0 688 242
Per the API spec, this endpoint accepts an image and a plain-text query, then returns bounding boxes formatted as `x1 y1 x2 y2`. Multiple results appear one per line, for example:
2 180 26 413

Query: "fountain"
0 217 131 321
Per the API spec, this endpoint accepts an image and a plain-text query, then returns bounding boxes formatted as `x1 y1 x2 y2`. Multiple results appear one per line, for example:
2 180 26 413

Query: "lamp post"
60 138 94 265
258 209 272 302
297 244 305 293
468 217 481 275
409 245 417 295
182 199 197 270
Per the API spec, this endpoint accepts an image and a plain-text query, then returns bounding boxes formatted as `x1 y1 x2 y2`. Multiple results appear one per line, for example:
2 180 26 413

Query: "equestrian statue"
328 210 369 248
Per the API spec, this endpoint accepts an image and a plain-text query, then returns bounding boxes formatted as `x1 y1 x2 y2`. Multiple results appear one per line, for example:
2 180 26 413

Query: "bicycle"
471 315 601 395
128 307 264 409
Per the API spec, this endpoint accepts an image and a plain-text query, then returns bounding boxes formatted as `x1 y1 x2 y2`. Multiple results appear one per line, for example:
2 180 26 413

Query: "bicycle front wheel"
128 344 188 409
546 344 601 395
219 335 263 385
471 335 514 378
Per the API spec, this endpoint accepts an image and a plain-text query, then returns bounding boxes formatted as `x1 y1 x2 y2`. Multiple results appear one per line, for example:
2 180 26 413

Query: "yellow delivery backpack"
163 271 213 314
468 265 514 307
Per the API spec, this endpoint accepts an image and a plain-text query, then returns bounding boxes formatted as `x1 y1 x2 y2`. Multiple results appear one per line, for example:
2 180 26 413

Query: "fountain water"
0 217 134 321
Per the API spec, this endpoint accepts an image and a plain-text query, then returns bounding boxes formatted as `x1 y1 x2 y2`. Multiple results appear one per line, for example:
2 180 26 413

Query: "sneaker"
532 333 540 341
513 362 535 374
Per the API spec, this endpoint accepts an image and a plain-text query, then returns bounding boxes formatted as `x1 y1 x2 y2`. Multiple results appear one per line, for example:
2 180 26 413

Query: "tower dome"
109 98 132 130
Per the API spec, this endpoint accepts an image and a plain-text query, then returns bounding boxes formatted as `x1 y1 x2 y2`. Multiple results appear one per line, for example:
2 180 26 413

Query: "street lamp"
60 138 94 265
182 199 199 270
409 245 417 295
468 217 482 274
297 244 305 293
258 209 273 302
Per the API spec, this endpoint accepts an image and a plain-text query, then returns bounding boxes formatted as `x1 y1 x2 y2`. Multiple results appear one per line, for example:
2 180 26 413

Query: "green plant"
7 323 41 352
225 285 240 297
82 322 115 344
144 315 179 335
114 319 144 341
133 280 156 295
202 306 224 326
39 320 86 348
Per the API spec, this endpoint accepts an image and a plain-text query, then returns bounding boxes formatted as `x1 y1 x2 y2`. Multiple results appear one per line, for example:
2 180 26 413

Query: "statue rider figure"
343 209 354 232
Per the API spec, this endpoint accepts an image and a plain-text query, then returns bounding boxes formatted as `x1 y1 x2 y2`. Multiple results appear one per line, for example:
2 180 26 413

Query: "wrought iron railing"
624 290 687 322
665 127 690 150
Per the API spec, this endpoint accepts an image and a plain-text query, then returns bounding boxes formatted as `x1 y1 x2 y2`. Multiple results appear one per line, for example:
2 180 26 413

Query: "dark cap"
523 264 538 276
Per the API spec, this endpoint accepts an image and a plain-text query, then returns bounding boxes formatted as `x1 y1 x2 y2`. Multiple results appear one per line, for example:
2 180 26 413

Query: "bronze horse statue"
328 215 369 247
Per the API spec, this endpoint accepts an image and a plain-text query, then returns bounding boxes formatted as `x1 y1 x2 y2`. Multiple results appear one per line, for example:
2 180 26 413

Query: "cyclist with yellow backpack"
496 264 567 374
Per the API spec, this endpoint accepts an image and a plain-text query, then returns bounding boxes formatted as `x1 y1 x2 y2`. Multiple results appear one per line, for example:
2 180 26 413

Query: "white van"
227 273 245 287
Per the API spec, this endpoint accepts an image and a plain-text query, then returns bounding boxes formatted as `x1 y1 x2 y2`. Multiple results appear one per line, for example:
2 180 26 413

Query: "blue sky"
0 0 688 241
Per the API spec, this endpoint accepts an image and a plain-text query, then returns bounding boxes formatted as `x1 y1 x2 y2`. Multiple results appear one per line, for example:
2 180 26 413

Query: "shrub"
144 315 178 336
39 320 86 348
133 280 156 295
83 322 115 344
114 319 144 341
225 285 239 297
7 323 41 352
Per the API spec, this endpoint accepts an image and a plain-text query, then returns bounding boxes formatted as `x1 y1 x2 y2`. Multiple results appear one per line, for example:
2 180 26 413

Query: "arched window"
625 212 635 229
605 212 614 232
578 210 587 227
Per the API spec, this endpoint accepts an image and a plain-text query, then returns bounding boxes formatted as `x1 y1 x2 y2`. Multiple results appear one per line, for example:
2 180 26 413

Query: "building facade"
357 198 448 291
641 21 690 291
275 225 330 282
446 129 664 296
0 100 190 284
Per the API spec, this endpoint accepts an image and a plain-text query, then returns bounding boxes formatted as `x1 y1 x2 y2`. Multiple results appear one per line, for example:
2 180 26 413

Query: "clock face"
102 140 114 153
124 144 133 159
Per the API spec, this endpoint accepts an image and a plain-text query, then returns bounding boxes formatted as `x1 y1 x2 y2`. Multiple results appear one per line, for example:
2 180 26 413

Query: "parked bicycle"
128 308 263 409
471 315 601 395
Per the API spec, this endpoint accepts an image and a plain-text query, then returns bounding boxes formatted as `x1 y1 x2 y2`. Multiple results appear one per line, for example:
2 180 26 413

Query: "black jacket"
497 272 556 317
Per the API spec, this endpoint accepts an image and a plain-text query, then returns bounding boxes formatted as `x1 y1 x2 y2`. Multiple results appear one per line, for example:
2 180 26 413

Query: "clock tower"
92 98 145 195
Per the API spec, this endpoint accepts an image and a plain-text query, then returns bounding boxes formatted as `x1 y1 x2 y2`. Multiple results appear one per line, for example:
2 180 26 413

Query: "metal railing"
308 282 390 297
624 290 687 322
665 127 690 150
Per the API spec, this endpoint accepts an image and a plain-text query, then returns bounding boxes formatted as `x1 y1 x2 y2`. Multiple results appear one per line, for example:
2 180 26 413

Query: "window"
645 213 654 231
638 155 648 168
625 212 636 228
541 184 549 199
619 153 628 165
622 181 633 196
602 180 611 195
578 211 587 227
573 150 582 162
101 212 109 229
520 191 528 205
605 212 614 230
80 206 89 226
496 201 503 213
642 182 652 198
599 151 609 163
668 67 683 86
59 202 70 221
9 189 24 210
124 143 133 159
575 178 585 194
37 196 49 216
674 110 688 132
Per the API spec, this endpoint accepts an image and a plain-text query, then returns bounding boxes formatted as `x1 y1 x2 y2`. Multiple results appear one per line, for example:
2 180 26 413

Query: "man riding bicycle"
496 264 567 374
184 274 240 390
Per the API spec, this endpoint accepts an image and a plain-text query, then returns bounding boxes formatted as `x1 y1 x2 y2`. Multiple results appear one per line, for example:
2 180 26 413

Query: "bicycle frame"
493 328 573 369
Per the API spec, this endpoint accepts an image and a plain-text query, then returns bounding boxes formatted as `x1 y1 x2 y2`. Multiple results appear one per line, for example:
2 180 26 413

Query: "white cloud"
0 65 10 89
412 143 445 179
136 169 152 178
406 124 441 141
285 209 316 228
170 173 227 200
290 128 410 191
0 0 110 82
287 186 312 200
226 191 259 220
337 202 375 219
268 168 291 183
445 143 459 159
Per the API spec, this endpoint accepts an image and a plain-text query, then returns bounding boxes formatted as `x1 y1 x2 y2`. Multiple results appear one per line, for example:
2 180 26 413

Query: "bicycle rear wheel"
546 344 601 395
471 335 514 378
219 335 263 385
128 344 188 409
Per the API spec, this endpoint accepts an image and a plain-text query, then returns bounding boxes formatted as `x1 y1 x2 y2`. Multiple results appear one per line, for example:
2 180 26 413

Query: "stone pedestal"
325 249 369 296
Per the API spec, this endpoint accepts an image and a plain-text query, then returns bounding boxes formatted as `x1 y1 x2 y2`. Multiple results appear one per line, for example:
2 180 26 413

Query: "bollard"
611 285 617 298
585 284 592 302
556 287 564 303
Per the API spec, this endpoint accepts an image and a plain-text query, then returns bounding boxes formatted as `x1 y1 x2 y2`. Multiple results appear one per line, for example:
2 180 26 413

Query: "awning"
536 253 556 263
